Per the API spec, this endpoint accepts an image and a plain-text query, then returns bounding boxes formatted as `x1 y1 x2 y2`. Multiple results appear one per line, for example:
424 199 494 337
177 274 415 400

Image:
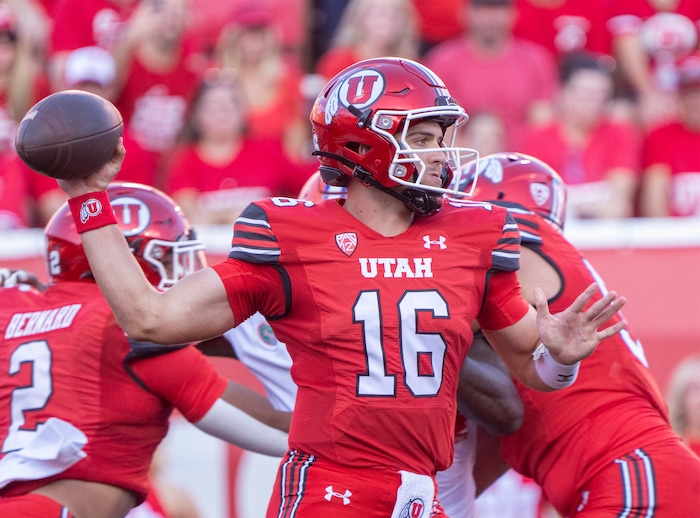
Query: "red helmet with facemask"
310 57 477 215
45 182 206 290
460 152 568 230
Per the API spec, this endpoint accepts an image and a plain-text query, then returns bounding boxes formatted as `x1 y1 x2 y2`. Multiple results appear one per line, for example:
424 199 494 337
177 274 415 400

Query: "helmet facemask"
140 233 206 291
371 105 478 200
310 57 483 216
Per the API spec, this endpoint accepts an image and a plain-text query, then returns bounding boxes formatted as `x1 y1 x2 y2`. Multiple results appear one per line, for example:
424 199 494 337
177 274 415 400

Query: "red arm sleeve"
477 270 530 331
130 347 227 423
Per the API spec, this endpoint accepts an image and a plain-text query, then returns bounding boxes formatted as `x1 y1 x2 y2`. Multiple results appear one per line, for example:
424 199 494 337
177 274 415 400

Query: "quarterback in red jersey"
0 183 289 517
55 58 626 517
466 152 700 517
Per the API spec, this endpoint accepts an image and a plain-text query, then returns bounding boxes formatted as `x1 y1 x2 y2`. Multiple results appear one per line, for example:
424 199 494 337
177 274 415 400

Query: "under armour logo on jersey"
422 235 447 250
399 498 426 518
324 486 352 505
336 232 358 256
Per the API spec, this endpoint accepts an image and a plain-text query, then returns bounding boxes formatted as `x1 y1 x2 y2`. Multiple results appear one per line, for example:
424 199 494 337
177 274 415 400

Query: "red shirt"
643 121 700 216
0 154 30 229
314 47 362 82
690 440 700 458
424 38 558 148
50 0 138 53
608 0 700 92
500 209 676 517
517 119 641 184
165 140 311 205
513 0 614 58
0 282 227 503
115 42 200 156
213 197 529 475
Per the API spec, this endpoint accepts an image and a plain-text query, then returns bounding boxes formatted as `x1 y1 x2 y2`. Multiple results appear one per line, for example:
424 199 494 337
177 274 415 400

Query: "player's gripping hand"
535 282 627 366
56 138 126 198
0 268 47 291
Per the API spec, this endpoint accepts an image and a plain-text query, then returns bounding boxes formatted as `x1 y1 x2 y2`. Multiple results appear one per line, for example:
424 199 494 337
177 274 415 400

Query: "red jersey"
0 154 30 229
518 119 641 185
165 140 311 204
315 48 363 83
114 44 200 156
424 38 558 148
213 197 529 476
50 0 138 53
0 282 227 503
500 209 675 515
642 121 700 217
513 0 614 58
608 0 700 93
690 441 700 458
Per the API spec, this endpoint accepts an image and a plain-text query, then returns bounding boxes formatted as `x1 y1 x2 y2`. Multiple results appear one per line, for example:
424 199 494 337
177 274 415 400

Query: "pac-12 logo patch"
530 182 551 207
335 232 357 257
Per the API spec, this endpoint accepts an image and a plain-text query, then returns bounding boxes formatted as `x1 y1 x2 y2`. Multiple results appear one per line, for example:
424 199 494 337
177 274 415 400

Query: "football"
15 90 124 180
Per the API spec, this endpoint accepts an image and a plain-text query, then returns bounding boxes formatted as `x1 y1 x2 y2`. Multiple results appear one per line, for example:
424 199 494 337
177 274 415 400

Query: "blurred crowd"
3 0 700 230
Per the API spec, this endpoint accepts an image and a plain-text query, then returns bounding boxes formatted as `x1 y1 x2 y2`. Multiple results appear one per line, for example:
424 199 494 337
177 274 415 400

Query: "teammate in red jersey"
0 183 289 518
464 152 700 517
54 58 626 517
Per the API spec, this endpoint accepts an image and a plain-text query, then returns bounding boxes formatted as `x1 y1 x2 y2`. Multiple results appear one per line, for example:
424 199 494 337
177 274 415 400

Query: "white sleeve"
194 399 288 457
224 313 297 412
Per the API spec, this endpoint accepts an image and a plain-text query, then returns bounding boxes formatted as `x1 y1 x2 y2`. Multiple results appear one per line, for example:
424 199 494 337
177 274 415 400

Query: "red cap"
230 3 274 28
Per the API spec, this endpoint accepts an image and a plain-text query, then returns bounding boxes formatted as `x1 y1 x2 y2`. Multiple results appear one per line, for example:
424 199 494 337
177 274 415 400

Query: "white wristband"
532 343 580 389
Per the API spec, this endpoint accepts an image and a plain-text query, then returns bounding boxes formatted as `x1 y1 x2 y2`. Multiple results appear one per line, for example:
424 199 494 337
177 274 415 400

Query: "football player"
54 58 626 517
197 169 524 518
467 152 700 517
0 183 289 517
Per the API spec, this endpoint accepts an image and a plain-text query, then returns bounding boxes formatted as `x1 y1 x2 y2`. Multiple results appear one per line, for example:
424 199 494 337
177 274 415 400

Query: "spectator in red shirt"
164 68 313 225
48 0 139 93
512 0 614 61
424 0 559 148
213 3 311 166
639 54 700 217
517 51 641 219
314 0 420 82
608 0 700 130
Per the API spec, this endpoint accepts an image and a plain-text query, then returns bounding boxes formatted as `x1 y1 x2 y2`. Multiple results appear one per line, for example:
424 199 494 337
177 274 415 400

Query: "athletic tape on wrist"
68 191 117 234
532 343 580 389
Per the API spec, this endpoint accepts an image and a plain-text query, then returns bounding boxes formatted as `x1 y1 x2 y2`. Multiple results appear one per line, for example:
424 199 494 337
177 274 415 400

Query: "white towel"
391 470 436 518
0 417 88 489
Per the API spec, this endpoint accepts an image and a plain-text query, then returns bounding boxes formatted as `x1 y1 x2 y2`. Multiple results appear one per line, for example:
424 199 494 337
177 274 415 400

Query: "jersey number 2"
2 340 52 453
355 290 447 398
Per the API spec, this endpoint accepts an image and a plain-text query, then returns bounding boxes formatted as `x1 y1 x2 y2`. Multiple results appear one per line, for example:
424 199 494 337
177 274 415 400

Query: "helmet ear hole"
319 166 345 185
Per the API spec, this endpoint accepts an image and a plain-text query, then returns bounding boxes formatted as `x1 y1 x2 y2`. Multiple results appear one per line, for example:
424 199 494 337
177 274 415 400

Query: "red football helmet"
461 152 567 230
310 57 477 215
45 182 206 289
297 170 347 202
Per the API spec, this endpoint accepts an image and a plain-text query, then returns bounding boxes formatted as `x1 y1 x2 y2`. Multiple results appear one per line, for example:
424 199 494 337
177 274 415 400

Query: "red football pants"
0 493 74 517
266 450 447 518
571 439 700 517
